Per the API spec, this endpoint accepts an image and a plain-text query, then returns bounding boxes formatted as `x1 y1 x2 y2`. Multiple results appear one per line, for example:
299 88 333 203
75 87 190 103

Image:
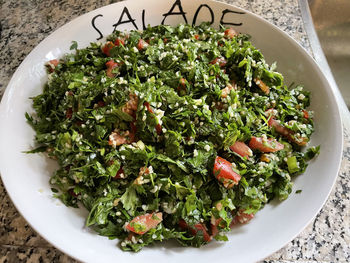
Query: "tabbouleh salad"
26 23 319 251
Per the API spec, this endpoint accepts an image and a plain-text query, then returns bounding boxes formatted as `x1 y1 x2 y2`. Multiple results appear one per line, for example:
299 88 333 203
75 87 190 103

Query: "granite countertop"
0 0 349 262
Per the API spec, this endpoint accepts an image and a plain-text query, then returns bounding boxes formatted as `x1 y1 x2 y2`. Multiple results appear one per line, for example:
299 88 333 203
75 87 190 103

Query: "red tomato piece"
213 156 241 188
143 101 153 114
268 118 308 146
137 39 149 50
194 34 200 40
155 124 162 135
105 60 119 78
178 220 211 242
49 59 59 67
230 209 254 227
102 41 115 56
46 59 59 73
68 188 79 197
302 109 309 119
210 217 222 237
179 78 186 87
248 136 284 153
65 108 73 119
114 167 124 179
105 60 118 68
194 224 211 242
268 118 290 137
178 219 188 230
114 38 125 46
224 28 237 39
229 141 253 158
209 57 227 67
126 212 163 235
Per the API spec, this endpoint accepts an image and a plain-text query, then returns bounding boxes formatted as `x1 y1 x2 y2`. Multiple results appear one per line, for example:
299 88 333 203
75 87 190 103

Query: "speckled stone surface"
0 0 349 262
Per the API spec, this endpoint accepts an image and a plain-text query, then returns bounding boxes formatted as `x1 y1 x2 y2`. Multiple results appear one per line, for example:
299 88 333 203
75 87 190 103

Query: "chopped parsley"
26 23 319 252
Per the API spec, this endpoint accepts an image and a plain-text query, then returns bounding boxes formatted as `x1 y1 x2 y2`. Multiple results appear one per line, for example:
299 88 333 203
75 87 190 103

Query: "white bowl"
0 0 343 262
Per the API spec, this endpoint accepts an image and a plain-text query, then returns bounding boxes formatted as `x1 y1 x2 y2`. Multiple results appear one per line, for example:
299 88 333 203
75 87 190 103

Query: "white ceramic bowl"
0 0 343 262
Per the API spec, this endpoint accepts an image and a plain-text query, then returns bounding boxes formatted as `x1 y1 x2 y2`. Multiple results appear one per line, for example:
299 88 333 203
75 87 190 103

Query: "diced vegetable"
137 39 148 50
213 156 241 188
126 212 163 235
249 136 284 153
287 156 299 173
179 219 211 242
230 141 252 158
224 28 237 39
102 41 115 56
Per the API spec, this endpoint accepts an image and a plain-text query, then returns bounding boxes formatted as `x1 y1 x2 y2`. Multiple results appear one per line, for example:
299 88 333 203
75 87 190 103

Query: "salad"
26 23 319 251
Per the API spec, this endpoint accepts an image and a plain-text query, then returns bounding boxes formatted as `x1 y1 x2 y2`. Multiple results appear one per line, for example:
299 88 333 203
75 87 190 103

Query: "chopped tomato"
105 60 118 68
194 34 200 40
178 219 211 242
47 59 59 72
178 219 188 230
114 167 124 179
268 118 308 146
66 108 73 119
179 78 186 87
268 118 290 137
213 156 241 188
126 212 163 235
163 38 168 44
137 39 149 50
230 210 254 226
210 57 227 67
194 224 211 242
302 109 309 119
49 59 59 67
143 101 153 114
155 124 162 135
254 78 269 94
105 60 119 78
230 141 253 158
224 28 237 39
210 202 223 237
102 41 115 56
248 136 284 153
210 217 222 237
68 188 79 197
114 38 125 46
